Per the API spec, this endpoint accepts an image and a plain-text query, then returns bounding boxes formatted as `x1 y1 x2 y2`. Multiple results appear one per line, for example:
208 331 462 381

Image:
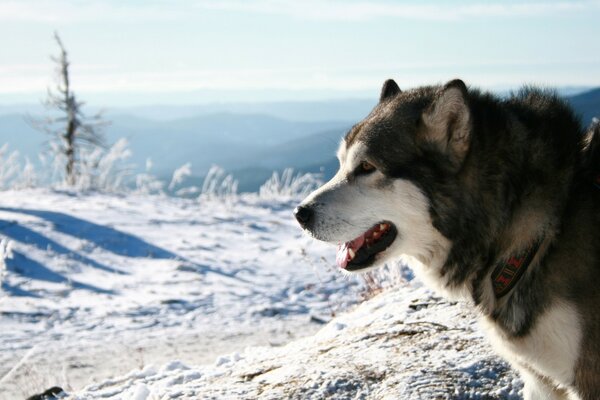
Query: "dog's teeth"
380 224 387 231
349 248 355 259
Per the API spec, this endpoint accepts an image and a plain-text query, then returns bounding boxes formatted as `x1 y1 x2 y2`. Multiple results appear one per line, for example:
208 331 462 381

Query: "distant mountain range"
0 111 350 180
104 113 349 176
0 99 377 123
566 88 600 126
0 88 598 192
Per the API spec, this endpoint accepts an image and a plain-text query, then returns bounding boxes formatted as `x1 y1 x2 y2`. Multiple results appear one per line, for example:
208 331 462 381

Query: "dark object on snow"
310 315 328 324
26 386 65 400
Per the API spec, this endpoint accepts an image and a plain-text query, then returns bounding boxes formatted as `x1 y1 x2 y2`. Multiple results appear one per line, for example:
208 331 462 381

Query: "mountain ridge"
1 88 598 191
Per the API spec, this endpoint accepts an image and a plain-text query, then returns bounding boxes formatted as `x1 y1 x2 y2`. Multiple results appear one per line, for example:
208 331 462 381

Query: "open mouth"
336 222 398 271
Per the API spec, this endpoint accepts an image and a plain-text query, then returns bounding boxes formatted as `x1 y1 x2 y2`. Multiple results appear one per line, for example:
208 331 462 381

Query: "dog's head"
295 79 471 273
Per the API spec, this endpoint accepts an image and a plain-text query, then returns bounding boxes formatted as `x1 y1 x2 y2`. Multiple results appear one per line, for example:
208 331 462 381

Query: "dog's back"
566 120 600 396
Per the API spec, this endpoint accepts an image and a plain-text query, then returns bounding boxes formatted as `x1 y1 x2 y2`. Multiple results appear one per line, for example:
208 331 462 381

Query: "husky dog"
295 79 600 400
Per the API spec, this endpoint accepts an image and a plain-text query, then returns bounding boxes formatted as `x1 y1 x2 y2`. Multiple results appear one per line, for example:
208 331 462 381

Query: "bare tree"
30 32 107 186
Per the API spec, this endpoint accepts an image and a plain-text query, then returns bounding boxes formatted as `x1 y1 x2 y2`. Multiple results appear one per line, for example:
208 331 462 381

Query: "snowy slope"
0 190 362 399
72 286 523 400
1 190 523 400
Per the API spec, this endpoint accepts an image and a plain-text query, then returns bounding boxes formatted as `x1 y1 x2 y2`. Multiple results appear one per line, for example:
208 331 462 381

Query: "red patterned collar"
491 239 542 298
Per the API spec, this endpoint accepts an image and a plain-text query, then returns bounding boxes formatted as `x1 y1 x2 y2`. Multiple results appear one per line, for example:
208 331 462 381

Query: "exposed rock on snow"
72 286 523 400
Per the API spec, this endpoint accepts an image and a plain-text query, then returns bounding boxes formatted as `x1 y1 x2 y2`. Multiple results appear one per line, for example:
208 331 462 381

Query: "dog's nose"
294 205 313 228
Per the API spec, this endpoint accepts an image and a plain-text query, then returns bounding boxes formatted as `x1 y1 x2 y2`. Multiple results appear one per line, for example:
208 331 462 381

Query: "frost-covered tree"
30 32 107 186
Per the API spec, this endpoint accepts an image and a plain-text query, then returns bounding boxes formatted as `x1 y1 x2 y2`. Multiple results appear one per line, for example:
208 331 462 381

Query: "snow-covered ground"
73 286 523 400
0 190 362 399
1 189 523 400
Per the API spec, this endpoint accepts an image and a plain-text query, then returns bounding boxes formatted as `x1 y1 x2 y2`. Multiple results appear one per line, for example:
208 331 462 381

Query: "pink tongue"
336 235 365 269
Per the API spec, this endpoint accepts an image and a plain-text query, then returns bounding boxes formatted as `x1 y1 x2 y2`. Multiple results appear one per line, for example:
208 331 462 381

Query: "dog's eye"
356 161 376 176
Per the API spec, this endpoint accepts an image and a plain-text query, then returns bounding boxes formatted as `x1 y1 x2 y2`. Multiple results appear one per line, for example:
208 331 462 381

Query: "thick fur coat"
296 79 600 399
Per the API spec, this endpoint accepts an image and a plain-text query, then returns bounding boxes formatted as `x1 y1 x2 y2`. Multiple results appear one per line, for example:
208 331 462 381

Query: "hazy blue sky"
1 0 599 105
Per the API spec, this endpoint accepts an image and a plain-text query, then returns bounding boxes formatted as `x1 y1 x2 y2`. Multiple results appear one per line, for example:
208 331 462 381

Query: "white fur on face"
298 140 452 276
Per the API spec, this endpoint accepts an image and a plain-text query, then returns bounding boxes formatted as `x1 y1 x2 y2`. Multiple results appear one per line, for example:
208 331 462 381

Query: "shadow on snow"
0 207 177 258
2 250 114 296
0 207 248 287
0 219 126 275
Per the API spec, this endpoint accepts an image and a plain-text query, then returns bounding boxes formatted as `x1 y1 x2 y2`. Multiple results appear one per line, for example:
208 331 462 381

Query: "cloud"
195 0 600 21
0 0 186 23
1 0 599 23
2 60 599 97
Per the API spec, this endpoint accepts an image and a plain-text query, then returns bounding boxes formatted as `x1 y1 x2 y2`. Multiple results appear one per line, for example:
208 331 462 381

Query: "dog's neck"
477 183 574 337
490 236 543 298
437 130 572 324
474 216 559 337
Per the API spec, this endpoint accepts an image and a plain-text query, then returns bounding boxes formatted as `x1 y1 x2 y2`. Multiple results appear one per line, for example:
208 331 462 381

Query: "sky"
0 0 599 106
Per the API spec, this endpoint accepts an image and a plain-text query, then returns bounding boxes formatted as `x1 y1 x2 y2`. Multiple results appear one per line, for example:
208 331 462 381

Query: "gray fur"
297 79 600 399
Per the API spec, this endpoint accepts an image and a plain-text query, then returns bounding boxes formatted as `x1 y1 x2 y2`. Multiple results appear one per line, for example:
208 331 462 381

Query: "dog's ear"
421 79 471 166
380 79 401 102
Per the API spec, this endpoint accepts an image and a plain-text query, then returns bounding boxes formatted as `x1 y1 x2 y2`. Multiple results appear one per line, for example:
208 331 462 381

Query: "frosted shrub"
16 158 38 189
0 238 13 294
135 174 164 194
75 138 133 192
175 186 201 197
199 165 238 201
360 262 413 300
259 168 323 200
134 158 165 195
168 162 192 191
0 144 21 189
94 138 133 191
47 141 68 184
75 146 102 190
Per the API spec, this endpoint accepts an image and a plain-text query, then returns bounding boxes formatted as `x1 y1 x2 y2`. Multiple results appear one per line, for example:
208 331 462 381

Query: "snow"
0 189 523 399
71 287 523 399
0 189 359 399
